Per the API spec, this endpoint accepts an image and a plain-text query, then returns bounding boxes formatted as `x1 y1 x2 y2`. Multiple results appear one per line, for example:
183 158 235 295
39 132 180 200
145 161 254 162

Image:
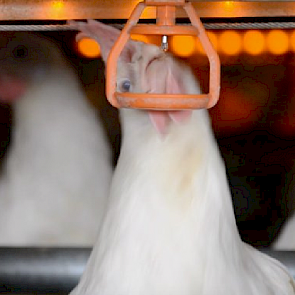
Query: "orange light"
149 36 162 47
266 30 289 55
130 35 161 46
77 38 100 58
130 34 150 43
170 35 196 57
243 30 265 55
224 1 235 12
45 1 67 19
208 31 218 51
195 38 204 55
51 0 64 9
289 30 295 52
219 31 242 55
195 32 217 55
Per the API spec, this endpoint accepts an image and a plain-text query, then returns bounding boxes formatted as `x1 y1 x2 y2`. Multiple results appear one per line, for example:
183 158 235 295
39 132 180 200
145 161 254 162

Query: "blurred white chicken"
0 32 112 246
69 20 295 294
273 213 295 249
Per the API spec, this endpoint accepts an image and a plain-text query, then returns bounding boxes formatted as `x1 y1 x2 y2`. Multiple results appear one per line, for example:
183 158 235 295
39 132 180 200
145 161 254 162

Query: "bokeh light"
77 38 100 58
243 30 265 55
289 30 295 52
194 32 218 55
266 30 289 55
219 31 242 55
195 38 204 55
149 36 162 47
224 1 235 12
208 31 218 51
46 0 67 18
170 35 196 57
131 35 162 46
51 0 64 9
130 34 150 43
75 29 293 59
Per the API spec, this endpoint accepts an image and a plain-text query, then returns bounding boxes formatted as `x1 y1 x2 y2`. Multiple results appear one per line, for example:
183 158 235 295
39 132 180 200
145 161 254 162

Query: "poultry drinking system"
1 0 295 293
105 0 220 110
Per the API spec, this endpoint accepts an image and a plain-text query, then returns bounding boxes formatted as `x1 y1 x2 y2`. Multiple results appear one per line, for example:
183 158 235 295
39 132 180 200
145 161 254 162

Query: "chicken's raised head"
69 20 201 134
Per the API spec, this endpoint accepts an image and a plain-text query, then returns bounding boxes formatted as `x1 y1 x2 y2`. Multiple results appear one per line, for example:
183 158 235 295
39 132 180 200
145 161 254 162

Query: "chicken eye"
13 45 28 59
120 79 131 92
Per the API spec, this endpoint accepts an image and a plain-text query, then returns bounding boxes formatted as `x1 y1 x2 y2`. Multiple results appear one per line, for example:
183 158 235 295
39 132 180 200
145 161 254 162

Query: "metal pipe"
0 247 90 293
1 248 295 292
2 21 295 32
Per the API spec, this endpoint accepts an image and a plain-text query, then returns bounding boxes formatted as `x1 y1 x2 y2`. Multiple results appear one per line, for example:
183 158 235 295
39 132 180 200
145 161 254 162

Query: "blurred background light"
51 0 64 9
76 29 295 58
207 31 218 52
224 1 235 12
46 0 66 18
170 35 196 57
266 30 289 55
243 30 265 55
289 30 295 52
130 34 150 43
219 30 242 55
77 38 100 58
194 32 218 55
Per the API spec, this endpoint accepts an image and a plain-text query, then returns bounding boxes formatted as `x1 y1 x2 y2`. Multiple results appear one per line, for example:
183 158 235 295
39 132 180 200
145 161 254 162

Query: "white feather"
70 21 295 294
0 33 112 246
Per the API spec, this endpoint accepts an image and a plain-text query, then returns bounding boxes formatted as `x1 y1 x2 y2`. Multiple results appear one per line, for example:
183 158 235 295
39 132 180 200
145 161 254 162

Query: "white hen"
69 20 295 295
0 32 112 246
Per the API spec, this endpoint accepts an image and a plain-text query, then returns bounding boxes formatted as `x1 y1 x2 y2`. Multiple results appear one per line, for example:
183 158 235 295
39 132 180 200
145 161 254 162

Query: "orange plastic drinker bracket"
106 0 221 110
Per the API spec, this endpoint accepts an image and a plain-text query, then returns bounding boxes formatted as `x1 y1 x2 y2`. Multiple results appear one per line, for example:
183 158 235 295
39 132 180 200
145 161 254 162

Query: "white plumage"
0 32 112 246
70 20 295 294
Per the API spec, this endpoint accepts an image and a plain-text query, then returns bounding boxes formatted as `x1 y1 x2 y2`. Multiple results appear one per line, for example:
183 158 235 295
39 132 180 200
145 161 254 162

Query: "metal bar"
0 248 295 292
0 247 90 293
1 1 295 20
204 21 295 30
0 24 71 31
130 24 199 35
2 21 295 32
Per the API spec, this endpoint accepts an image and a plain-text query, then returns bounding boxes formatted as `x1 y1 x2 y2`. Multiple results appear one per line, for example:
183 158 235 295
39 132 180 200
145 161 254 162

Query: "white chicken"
69 20 295 294
0 32 112 246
